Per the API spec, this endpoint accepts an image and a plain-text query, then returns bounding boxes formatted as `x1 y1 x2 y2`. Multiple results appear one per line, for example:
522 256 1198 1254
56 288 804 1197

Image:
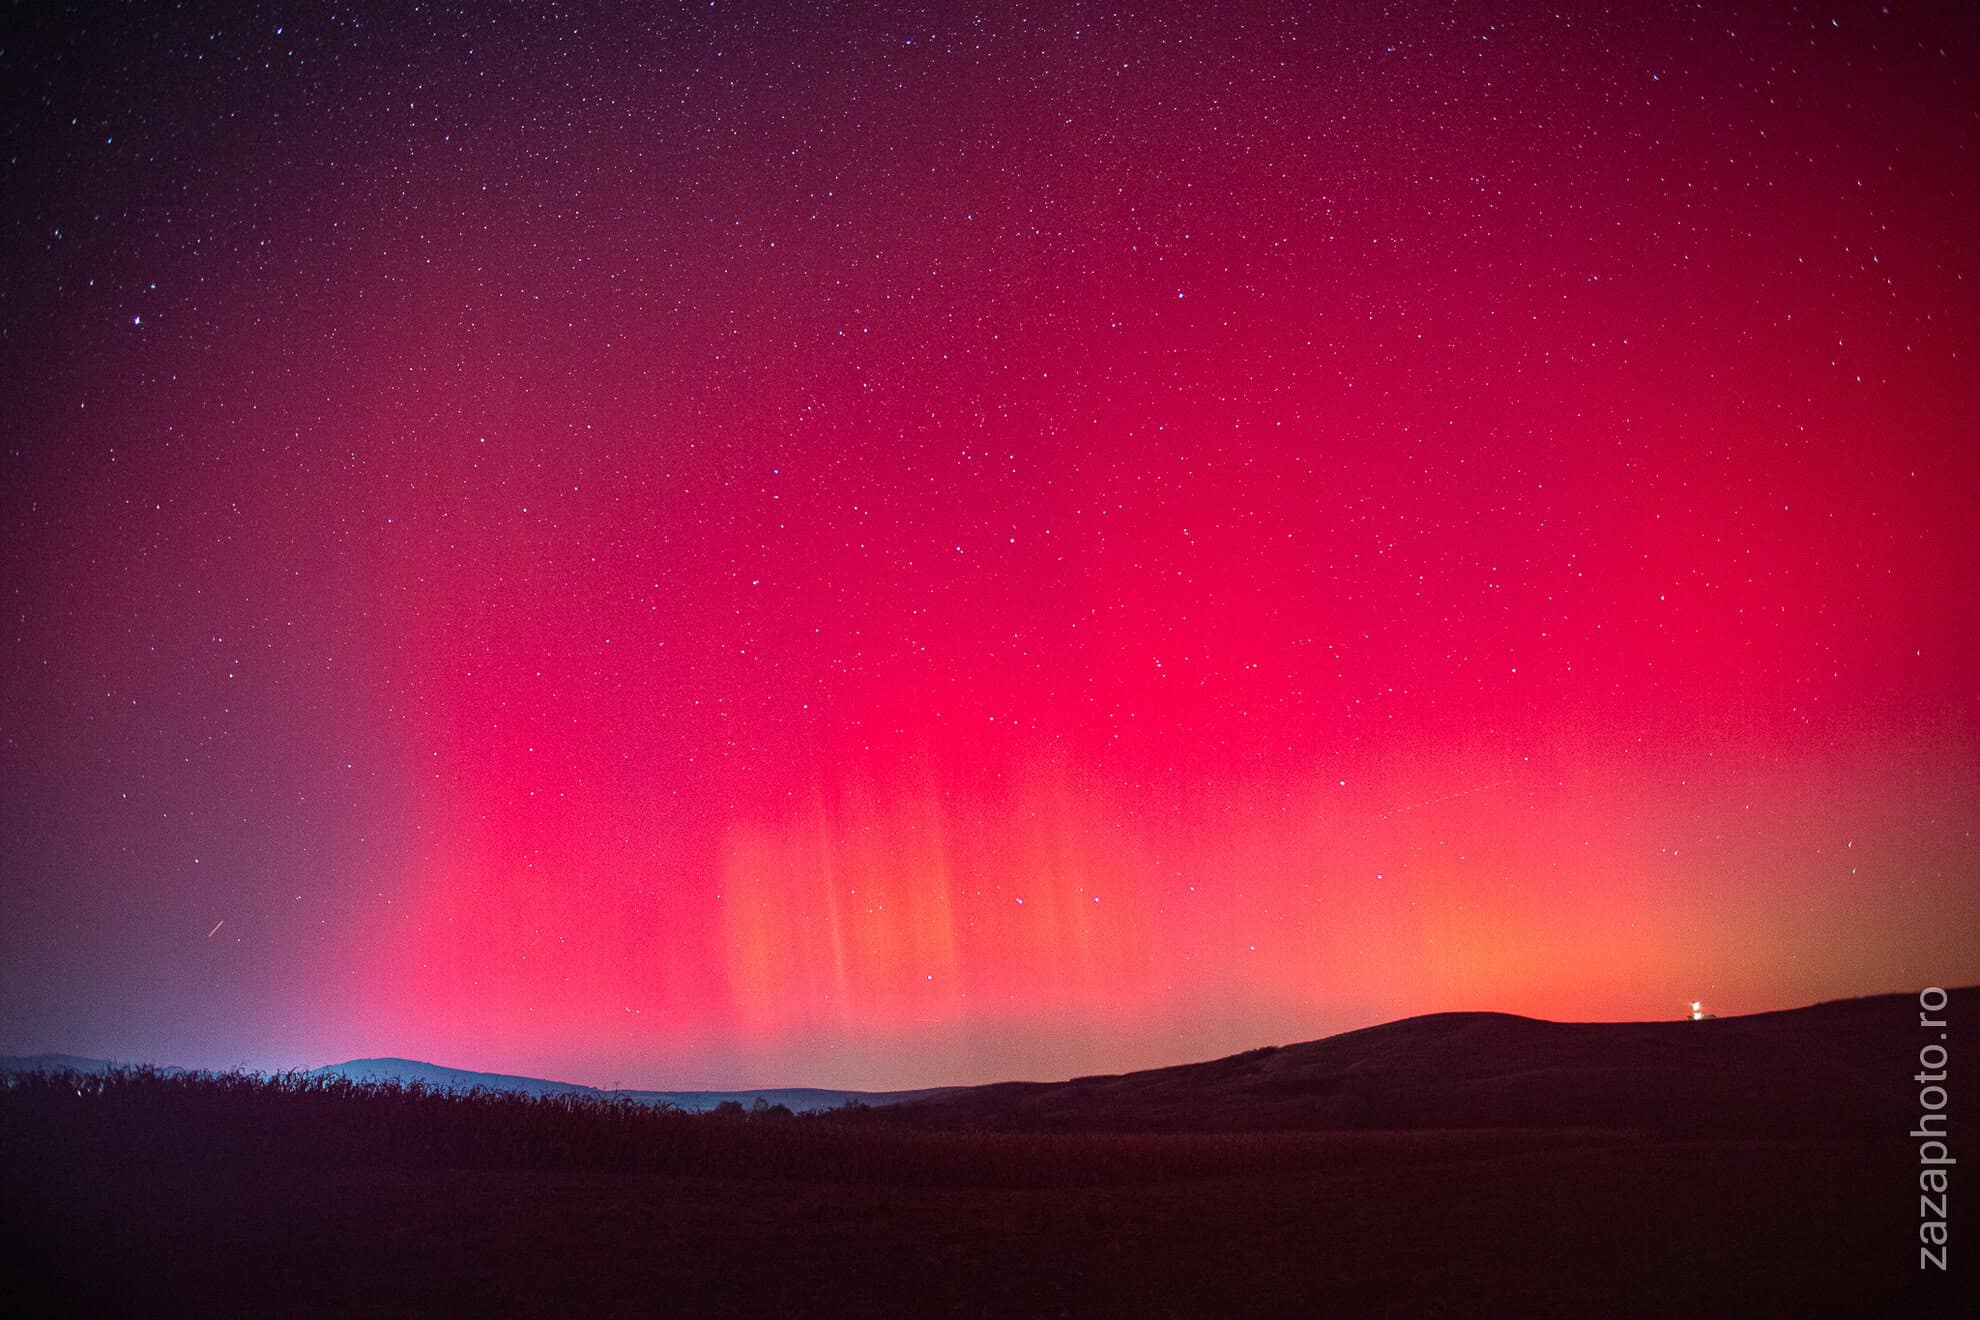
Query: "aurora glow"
3 0 1976 1090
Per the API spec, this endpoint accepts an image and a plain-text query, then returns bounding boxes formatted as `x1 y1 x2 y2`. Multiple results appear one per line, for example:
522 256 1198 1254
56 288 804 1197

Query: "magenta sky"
3 1 1976 1090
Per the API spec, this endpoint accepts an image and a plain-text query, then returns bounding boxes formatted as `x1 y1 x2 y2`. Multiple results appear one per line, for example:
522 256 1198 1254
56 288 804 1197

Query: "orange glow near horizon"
4 2 1977 1092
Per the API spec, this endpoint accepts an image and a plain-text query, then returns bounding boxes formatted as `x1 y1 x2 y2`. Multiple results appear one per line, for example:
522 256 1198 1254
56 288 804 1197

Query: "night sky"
3 1 1976 1091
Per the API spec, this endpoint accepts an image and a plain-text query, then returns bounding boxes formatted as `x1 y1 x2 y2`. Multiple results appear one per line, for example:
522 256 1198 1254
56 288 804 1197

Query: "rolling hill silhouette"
888 989 1960 1133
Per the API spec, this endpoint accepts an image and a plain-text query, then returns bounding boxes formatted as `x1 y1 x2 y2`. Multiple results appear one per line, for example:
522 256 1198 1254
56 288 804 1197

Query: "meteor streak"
1377 780 1515 820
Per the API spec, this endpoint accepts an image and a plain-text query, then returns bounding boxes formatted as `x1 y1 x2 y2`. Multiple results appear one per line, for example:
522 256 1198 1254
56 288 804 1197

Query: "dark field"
5 1124 1947 1317
4 992 1968 1317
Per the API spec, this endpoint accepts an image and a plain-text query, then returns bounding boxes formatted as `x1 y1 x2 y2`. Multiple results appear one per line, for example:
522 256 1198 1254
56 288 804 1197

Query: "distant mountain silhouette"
305 1058 608 1100
887 989 1970 1134
0 1052 945 1113
0 1053 187 1078
301 1058 959 1114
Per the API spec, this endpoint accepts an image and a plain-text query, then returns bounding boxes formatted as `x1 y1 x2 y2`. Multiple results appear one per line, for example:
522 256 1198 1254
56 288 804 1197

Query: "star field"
3 0 1976 1088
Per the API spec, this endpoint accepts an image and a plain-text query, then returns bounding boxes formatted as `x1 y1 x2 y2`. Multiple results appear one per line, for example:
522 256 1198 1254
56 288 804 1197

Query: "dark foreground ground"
5 989 1968 1317
4 1126 1961 1318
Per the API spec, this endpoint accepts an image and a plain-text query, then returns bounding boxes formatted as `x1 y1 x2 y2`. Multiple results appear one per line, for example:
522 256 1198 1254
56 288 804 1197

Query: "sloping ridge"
311 1058 601 1100
891 989 1971 1134
310 1058 954 1113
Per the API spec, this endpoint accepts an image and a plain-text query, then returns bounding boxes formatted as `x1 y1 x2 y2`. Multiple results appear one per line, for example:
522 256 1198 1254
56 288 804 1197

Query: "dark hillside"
888 989 1965 1133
